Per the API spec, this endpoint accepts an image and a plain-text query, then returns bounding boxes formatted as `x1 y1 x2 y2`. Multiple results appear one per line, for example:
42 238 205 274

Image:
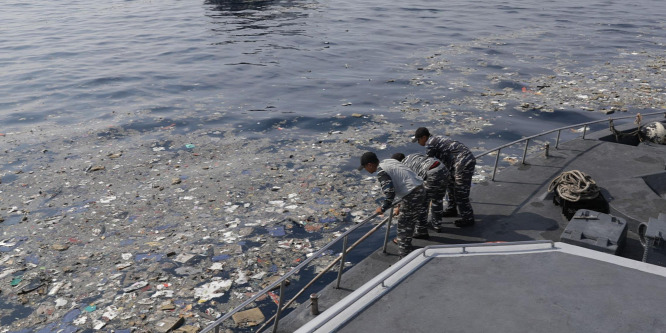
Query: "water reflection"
203 0 312 36
204 0 275 12
203 0 314 61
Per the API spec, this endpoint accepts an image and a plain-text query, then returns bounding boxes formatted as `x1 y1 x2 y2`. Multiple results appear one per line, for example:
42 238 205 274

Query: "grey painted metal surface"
561 210 627 254
297 242 666 333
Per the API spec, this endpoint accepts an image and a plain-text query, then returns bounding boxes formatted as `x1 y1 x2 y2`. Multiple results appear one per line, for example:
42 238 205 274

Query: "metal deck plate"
298 242 666 333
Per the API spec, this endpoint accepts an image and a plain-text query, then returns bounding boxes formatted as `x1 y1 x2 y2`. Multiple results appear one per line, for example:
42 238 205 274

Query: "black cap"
412 127 430 142
391 153 405 161
357 151 379 170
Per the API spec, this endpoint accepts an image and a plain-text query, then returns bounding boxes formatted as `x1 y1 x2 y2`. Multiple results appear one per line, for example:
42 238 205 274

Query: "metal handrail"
475 111 666 180
255 213 395 333
200 198 403 333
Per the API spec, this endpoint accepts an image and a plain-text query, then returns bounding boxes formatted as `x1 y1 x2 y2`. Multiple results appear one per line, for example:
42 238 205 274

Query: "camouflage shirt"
401 153 441 179
425 136 475 169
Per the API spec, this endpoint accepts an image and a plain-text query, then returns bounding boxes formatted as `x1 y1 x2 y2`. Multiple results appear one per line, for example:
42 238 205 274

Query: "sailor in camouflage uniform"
359 152 427 257
413 127 476 227
392 152 450 232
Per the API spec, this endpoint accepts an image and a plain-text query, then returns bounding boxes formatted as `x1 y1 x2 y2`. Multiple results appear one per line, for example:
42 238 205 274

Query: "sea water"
2 0 664 137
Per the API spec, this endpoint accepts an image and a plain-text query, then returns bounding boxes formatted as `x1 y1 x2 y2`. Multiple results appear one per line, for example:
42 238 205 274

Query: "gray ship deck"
295 242 666 332
278 123 666 332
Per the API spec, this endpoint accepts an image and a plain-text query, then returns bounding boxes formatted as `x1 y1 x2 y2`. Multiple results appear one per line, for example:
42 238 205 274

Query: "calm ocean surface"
1 0 664 135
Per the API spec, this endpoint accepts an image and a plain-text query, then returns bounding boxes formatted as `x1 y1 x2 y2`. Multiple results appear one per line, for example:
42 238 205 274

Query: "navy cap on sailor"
358 151 379 170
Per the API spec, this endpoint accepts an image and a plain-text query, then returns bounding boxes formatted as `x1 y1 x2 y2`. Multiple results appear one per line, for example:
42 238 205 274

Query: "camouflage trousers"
423 164 450 226
396 186 427 256
446 157 476 221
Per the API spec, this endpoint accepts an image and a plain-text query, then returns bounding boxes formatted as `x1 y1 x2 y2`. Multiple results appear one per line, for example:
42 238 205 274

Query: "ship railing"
475 111 666 181
200 199 404 333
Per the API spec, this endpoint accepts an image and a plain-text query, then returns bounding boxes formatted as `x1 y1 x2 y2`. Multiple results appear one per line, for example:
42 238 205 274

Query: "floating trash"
232 307 265 327
101 305 119 321
48 281 65 296
55 298 68 308
174 253 195 264
11 276 23 286
194 279 232 302
99 195 117 203
134 253 163 262
175 266 202 275
123 281 148 293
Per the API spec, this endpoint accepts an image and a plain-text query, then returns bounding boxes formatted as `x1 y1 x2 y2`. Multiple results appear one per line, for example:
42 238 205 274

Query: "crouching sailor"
358 151 427 258
413 127 476 227
392 152 450 233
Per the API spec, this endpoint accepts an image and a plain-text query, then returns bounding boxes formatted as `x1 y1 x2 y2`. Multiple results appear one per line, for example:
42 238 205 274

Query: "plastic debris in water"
174 253 195 263
74 316 88 326
11 276 22 286
234 270 248 285
48 281 65 295
0 239 18 247
55 298 68 308
93 319 106 330
175 266 202 275
134 253 163 262
572 126 590 133
102 306 119 321
194 279 232 302
116 262 133 270
123 281 148 293
269 200 285 207
99 196 117 203
152 290 174 298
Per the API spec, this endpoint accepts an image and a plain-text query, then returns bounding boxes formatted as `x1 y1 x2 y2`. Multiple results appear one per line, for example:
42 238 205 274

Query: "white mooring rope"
548 170 600 202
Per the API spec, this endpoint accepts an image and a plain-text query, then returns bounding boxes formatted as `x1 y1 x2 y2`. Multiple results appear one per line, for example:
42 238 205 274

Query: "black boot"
442 207 458 217
454 219 474 227
413 232 430 240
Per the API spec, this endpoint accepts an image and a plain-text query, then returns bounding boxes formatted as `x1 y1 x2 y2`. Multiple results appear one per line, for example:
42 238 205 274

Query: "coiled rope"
548 170 600 202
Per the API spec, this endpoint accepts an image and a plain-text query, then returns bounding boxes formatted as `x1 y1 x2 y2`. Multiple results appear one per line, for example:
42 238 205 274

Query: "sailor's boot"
442 206 458 218
429 212 445 233
454 218 474 228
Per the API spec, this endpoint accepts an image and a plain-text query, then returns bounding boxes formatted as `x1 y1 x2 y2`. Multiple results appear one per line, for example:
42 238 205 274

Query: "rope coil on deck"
548 170 600 202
